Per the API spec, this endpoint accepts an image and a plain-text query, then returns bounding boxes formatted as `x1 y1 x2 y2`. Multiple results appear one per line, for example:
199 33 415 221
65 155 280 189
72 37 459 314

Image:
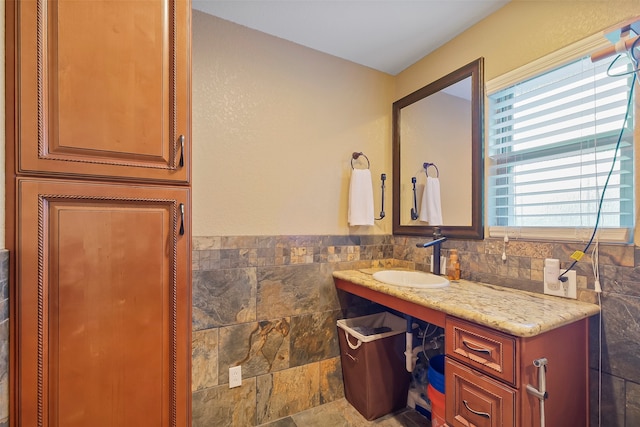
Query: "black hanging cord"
559 37 639 282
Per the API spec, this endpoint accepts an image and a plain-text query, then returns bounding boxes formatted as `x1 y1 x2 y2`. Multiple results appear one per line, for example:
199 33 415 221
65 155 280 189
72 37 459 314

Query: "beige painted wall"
193 3 640 238
396 0 640 98
192 11 395 236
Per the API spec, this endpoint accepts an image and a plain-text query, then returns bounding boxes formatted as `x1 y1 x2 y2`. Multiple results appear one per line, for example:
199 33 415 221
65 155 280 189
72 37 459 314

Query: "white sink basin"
372 270 450 289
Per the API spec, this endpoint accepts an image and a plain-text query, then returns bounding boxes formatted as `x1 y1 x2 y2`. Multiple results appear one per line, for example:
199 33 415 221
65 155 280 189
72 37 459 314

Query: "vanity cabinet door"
15 178 191 426
15 0 190 183
446 358 517 427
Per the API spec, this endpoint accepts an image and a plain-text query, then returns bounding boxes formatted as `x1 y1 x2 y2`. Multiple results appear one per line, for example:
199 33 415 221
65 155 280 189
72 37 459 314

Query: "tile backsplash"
192 234 640 427
191 235 392 426
0 236 636 426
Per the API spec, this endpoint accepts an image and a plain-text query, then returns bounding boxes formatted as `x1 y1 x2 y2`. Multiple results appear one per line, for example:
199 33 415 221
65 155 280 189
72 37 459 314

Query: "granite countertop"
333 268 601 338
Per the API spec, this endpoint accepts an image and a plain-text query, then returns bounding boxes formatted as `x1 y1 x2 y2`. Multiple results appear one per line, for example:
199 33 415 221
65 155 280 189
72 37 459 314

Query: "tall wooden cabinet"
6 1 192 426
15 0 190 183
15 179 191 427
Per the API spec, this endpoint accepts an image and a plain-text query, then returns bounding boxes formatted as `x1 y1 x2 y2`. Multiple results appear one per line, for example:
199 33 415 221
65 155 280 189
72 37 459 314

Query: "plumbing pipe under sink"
404 316 442 372
405 316 414 372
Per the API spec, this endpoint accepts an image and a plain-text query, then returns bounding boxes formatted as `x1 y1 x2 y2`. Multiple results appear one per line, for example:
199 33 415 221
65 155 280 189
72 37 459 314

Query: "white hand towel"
348 169 374 226
419 176 443 225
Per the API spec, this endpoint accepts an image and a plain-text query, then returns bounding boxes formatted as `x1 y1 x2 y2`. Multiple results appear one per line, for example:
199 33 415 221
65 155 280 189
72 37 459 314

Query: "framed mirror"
392 58 484 239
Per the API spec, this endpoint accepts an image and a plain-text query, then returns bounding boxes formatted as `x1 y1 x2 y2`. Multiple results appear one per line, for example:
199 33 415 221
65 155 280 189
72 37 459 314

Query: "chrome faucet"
416 227 447 275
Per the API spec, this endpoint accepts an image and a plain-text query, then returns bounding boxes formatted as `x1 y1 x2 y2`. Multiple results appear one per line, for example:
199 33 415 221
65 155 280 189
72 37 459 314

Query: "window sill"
488 226 630 244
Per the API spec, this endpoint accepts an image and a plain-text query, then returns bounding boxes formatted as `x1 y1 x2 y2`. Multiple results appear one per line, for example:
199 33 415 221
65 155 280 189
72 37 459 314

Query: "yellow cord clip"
570 251 585 261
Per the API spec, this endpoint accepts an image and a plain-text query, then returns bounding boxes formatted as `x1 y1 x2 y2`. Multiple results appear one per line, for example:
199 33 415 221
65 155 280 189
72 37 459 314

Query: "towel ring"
349 152 385 220
351 152 370 169
423 162 439 177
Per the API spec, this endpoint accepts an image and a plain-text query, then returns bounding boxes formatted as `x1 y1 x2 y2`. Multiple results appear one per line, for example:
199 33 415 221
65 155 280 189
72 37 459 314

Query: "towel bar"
376 174 386 220
410 177 419 220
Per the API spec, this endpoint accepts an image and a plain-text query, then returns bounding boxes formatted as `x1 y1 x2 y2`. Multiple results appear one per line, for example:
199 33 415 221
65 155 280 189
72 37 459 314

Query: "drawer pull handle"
178 135 185 168
179 203 185 236
462 340 491 354
463 400 491 419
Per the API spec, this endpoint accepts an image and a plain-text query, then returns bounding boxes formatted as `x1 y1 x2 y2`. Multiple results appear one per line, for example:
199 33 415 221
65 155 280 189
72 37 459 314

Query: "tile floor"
257 399 431 427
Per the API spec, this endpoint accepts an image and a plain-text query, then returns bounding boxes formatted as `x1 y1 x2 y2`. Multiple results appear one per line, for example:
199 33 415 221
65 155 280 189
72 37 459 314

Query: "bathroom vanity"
333 269 600 427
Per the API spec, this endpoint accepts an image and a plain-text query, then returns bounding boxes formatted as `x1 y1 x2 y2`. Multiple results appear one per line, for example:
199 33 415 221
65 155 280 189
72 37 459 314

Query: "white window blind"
487 54 635 242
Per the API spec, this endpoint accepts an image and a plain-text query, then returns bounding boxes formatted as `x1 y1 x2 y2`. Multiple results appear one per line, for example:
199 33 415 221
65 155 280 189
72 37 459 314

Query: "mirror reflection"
400 77 472 226
392 58 484 239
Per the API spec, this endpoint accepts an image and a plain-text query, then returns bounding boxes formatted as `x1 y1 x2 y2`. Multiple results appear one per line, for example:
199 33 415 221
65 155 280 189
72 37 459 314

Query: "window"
487 37 635 242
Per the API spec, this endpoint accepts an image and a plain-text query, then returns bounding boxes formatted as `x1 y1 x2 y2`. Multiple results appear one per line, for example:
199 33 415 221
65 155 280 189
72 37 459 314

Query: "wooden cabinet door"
518 319 589 427
15 178 191 427
446 316 517 386
446 358 517 427
16 0 190 183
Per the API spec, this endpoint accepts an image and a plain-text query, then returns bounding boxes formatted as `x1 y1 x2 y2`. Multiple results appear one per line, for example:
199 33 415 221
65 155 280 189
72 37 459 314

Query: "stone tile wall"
191 235 394 426
192 235 640 427
0 236 634 425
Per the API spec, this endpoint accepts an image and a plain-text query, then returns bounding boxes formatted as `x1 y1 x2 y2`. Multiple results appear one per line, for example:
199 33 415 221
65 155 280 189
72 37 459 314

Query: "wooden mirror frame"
392 58 484 239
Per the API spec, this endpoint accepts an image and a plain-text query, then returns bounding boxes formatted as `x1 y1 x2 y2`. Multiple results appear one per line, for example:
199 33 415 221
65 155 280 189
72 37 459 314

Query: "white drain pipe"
405 331 414 372
404 316 415 372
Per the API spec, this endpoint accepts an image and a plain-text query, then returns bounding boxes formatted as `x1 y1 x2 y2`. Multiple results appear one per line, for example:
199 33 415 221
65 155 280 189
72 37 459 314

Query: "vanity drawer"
445 316 517 385
446 358 517 427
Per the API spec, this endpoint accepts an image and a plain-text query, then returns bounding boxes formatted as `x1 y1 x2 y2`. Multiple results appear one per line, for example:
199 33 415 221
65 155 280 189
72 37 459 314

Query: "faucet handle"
433 226 442 239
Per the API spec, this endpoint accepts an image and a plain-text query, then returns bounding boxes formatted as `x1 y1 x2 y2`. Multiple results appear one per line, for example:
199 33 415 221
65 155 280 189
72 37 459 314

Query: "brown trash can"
337 312 411 420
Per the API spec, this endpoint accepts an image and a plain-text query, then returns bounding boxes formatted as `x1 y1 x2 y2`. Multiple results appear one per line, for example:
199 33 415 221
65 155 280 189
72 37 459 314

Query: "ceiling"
192 0 511 75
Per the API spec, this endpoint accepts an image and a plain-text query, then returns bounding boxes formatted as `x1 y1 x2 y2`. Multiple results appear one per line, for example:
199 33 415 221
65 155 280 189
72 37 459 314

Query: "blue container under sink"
428 354 445 394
